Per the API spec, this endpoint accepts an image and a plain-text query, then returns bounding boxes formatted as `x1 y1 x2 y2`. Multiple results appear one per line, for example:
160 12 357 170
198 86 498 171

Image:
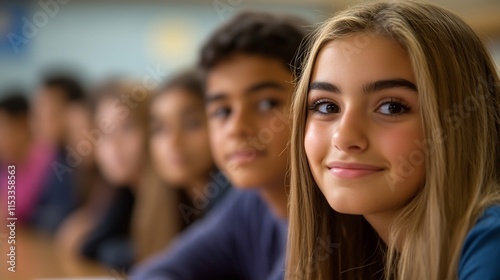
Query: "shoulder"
212 188 265 212
459 205 500 279
180 189 267 233
207 188 269 224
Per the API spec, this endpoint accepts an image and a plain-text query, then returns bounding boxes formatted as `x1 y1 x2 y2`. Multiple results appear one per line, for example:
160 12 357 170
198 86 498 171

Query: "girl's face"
67 104 94 166
305 34 425 216
95 97 145 186
150 89 213 186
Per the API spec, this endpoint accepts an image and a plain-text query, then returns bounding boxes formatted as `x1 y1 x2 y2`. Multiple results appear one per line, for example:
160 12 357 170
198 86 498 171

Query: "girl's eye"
308 100 340 115
258 99 280 112
150 124 161 134
377 100 411 116
122 120 138 132
150 119 166 134
184 119 202 130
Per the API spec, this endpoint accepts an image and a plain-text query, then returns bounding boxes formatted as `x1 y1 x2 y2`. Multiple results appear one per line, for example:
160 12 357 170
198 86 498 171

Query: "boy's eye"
377 101 411 116
210 107 231 119
258 99 280 112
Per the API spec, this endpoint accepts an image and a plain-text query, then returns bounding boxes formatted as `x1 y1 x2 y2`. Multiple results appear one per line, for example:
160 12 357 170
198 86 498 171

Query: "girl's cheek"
304 122 330 165
378 123 424 171
127 132 145 165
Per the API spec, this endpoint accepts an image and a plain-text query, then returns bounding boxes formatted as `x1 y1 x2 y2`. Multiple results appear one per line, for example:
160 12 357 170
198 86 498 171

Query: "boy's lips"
226 150 267 164
326 161 384 179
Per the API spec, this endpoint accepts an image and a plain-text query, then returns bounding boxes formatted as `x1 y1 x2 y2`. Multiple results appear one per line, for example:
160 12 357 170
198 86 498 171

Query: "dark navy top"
131 189 288 280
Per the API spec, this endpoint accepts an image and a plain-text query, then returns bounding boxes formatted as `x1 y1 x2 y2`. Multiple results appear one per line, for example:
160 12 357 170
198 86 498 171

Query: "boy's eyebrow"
205 81 286 104
245 81 285 94
205 93 227 104
308 79 417 94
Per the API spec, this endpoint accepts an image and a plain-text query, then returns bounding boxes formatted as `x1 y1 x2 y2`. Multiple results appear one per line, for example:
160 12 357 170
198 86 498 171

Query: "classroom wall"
1 1 499 97
0 1 325 96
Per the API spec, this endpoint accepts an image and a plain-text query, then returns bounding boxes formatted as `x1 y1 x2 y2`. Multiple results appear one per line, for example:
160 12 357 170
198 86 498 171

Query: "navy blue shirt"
30 148 78 233
131 189 288 280
459 204 500 279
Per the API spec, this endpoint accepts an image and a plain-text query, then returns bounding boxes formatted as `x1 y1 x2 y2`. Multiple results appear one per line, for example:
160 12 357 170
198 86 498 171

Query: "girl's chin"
324 194 369 215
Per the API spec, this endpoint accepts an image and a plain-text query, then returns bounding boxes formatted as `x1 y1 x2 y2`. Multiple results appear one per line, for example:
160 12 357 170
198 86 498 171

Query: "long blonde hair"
287 1 500 279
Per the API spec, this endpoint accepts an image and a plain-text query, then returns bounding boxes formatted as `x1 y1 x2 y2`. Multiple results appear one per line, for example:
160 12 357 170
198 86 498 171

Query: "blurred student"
55 97 109 256
132 11 309 280
0 92 53 223
65 97 103 204
149 69 231 227
30 75 86 232
79 80 178 270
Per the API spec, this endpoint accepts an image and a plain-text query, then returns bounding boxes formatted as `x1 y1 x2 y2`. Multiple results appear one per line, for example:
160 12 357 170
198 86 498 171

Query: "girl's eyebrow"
309 81 340 93
363 78 417 93
309 78 417 94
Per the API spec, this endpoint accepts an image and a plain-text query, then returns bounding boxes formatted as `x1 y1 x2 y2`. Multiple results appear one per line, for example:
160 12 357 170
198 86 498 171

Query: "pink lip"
227 150 266 164
168 157 187 165
327 161 384 179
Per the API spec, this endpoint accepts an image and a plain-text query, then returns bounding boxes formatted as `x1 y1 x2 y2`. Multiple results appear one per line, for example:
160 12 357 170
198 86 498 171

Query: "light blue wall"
0 2 325 97
1 2 498 98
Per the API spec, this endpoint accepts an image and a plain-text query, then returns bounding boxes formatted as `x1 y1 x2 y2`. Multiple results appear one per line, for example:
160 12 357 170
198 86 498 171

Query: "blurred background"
0 0 499 95
0 0 499 279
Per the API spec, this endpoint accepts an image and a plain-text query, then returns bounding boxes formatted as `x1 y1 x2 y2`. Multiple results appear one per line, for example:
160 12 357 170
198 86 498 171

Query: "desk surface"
0 227 123 280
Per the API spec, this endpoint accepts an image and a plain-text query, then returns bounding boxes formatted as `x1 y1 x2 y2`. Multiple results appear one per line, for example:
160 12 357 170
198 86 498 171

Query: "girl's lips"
168 157 187 165
327 161 384 179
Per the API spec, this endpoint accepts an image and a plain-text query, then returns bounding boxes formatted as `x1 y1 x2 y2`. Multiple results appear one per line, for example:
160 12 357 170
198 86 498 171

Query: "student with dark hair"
0 92 54 224
0 93 29 115
30 74 86 233
132 11 309 280
32 75 86 147
44 75 86 101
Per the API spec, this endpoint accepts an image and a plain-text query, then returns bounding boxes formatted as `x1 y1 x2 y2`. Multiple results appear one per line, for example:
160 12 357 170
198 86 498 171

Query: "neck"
11 134 31 163
259 183 288 219
363 207 404 250
186 175 211 202
128 167 145 193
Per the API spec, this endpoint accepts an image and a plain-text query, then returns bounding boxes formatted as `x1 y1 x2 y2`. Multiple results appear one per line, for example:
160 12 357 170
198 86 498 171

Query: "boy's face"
205 53 293 189
0 112 28 163
32 87 67 146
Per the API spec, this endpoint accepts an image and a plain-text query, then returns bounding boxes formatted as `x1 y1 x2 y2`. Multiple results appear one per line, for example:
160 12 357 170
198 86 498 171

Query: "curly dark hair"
199 10 310 77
